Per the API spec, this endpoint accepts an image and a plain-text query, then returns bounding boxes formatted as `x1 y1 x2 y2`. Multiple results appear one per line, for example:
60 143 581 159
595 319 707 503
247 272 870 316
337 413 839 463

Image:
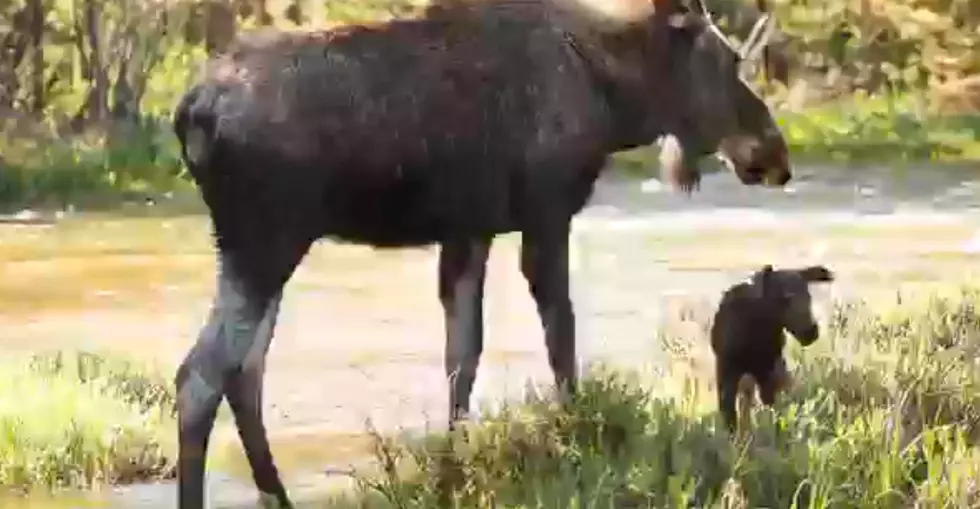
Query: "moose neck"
551 1 678 153
592 25 678 153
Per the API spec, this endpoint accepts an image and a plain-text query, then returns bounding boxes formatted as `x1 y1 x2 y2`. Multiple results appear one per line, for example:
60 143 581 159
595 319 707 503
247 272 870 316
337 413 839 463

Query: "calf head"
652 0 790 190
749 264 834 346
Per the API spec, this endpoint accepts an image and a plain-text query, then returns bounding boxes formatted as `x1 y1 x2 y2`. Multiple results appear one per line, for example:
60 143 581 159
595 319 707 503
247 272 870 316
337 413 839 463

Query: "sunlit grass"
0 351 176 492
319 284 980 508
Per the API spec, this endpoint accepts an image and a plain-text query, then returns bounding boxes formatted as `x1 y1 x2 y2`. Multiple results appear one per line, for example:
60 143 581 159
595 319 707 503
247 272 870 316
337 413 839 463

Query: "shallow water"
2 162 980 508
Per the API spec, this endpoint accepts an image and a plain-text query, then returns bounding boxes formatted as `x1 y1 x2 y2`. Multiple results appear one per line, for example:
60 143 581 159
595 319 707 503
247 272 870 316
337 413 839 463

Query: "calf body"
710 264 833 432
172 0 795 507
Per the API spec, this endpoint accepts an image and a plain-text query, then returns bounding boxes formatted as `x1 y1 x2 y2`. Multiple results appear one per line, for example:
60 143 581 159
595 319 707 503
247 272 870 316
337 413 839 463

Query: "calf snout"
795 323 819 346
773 170 791 186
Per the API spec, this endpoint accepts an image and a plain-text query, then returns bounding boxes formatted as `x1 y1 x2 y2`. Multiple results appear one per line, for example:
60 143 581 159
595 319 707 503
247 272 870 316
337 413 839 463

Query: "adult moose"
171 0 789 506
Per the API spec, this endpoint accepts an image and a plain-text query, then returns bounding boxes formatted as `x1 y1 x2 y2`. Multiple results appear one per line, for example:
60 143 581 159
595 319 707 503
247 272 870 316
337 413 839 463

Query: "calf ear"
748 264 774 299
800 265 834 283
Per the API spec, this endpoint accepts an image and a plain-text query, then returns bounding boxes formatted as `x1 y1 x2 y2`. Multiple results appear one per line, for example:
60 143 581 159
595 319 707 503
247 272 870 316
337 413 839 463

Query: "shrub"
0 350 176 492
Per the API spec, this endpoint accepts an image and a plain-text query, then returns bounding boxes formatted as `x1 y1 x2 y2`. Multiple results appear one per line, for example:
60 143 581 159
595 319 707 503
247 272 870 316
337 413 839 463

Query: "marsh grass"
777 93 980 165
0 350 176 492
324 285 980 508
4 92 979 212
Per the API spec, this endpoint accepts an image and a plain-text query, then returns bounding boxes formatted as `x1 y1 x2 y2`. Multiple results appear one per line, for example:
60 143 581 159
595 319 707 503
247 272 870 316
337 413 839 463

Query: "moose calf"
710 264 834 432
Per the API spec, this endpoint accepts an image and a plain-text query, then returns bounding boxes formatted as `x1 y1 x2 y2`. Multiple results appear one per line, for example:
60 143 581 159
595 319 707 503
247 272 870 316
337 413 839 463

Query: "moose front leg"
520 220 578 402
176 237 308 509
224 295 292 509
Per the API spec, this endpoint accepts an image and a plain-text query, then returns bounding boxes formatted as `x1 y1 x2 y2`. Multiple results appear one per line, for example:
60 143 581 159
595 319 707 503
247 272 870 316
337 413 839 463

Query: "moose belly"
319 162 517 248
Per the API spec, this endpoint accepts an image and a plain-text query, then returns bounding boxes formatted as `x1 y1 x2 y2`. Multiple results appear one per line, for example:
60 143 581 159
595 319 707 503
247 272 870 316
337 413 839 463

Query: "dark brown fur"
171 1 794 507
710 264 833 432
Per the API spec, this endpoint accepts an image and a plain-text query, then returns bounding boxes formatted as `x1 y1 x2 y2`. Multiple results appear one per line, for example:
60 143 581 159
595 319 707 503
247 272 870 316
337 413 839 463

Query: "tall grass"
322 285 980 508
0 350 176 492
3 92 980 213
0 121 192 213
613 92 980 178
777 92 980 165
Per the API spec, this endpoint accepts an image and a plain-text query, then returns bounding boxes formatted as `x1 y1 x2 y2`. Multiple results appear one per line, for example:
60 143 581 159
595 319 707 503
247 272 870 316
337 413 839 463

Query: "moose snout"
720 133 792 188
759 136 792 187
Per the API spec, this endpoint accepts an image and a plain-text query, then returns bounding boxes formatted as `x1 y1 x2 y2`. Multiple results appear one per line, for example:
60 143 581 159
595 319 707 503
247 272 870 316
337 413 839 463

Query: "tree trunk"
285 0 303 25
0 5 32 110
84 0 108 123
29 0 44 113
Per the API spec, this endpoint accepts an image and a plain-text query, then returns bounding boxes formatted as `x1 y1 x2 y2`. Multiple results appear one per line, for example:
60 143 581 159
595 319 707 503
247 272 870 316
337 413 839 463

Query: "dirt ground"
2 162 980 508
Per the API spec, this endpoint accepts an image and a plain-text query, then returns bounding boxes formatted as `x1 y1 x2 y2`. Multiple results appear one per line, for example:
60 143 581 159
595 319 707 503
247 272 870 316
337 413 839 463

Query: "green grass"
777 92 980 166
3 92 979 213
613 92 980 178
0 350 176 493
0 120 195 214
317 284 980 508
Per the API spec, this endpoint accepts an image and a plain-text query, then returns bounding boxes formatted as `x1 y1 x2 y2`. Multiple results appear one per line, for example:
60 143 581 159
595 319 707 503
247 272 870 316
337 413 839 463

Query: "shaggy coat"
171 1 793 507
711 264 834 432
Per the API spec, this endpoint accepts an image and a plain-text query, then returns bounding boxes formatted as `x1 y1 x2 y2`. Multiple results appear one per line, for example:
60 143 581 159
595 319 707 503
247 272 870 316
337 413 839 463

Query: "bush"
777 93 980 164
325 284 980 508
0 122 190 213
0 350 176 492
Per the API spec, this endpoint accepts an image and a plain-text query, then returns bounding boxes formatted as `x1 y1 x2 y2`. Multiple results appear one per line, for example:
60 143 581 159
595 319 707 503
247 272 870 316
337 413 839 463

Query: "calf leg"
756 359 788 407
440 237 493 427
176 239 308 509
520 220 577 400
737 374 758 431
716 361 742 433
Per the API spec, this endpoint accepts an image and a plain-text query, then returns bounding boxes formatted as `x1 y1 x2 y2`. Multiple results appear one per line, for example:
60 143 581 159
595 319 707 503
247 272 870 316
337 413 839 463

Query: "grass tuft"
0 350 176 493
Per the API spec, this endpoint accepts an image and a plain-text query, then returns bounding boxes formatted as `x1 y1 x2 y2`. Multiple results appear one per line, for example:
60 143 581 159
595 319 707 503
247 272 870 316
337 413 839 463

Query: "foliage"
318 285 980 508
1 0 980 210
0 120 190 212
0 350 176 492
777 92 980 163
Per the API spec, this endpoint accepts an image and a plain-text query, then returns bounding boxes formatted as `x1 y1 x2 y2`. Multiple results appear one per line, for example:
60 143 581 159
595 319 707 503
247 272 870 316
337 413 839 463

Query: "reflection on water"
4 166 980 507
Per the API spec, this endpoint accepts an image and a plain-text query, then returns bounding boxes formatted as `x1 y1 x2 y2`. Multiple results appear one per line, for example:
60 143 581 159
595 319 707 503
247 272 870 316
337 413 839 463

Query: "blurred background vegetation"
1 0 979 212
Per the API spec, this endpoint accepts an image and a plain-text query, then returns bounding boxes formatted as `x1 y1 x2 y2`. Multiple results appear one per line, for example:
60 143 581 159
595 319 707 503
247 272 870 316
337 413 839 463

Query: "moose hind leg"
520 221 577 400
176 241 308 509
440 237 492 426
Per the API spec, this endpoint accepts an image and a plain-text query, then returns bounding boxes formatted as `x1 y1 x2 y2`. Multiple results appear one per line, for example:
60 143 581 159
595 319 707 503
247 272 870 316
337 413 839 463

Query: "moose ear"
800 265 834 283
748 264 774 299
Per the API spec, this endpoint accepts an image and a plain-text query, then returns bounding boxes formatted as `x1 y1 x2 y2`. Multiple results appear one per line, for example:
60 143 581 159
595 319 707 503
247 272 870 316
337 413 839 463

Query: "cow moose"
171 0 792 506
710 264 835 433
